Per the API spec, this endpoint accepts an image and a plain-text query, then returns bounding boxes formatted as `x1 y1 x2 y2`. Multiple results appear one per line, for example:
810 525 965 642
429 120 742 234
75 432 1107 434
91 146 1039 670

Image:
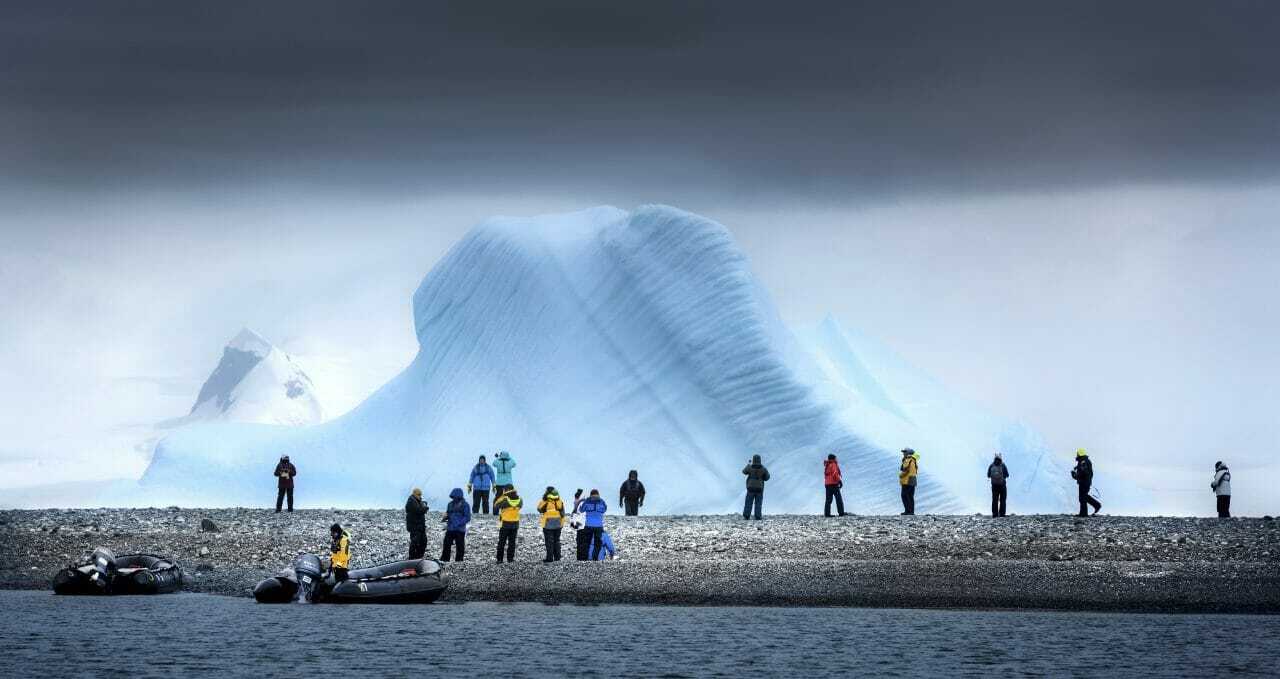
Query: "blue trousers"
743 490 763 519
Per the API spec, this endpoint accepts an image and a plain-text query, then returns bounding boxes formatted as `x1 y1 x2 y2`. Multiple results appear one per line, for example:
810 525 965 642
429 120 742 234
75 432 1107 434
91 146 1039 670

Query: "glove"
466 483 473 494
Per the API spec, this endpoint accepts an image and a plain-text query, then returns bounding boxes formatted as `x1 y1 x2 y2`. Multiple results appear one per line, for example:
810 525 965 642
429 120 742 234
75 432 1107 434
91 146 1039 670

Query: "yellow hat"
1075 448 1088 458
412 487 422 496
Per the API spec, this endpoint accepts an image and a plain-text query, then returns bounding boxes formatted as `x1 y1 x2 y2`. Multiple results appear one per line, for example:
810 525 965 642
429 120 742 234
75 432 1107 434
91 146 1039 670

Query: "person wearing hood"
492 451 517 515
468 455 496 514
899 448 919 515
537 486 566 562
578 489 609 560
494 486 523 563
442 487 471 561
987 453 1010 518
619 470 646 516
405 488 429 559
273 455 297 513
329 523 350 582
1070 448 1102 516
1211 461 1232 518
742 454 770 520
823 454 846 517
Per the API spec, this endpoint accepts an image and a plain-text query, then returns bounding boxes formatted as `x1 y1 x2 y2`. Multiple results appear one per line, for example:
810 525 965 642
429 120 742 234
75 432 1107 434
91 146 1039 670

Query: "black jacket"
405 495 429 531
619 479 646 501
987 461 1010 486
743 464 771 490
1071 457 1094 487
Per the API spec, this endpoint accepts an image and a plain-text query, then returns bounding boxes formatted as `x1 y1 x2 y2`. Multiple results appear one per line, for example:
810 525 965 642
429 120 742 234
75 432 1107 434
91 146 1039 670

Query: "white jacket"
1211 468 1232 496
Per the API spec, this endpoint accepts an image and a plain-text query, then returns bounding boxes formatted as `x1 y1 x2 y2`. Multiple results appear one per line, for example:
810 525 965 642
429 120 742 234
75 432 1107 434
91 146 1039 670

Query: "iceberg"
141 206 1072 513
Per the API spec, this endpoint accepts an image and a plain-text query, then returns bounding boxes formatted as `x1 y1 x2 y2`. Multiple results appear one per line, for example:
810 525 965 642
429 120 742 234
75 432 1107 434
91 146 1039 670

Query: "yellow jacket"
899 454 919 486
495 491 523 523
537 494 565 528
330 530 351 569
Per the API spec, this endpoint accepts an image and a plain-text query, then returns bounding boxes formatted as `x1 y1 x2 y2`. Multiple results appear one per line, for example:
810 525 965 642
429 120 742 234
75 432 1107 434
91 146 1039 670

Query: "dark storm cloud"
3 0 1279 199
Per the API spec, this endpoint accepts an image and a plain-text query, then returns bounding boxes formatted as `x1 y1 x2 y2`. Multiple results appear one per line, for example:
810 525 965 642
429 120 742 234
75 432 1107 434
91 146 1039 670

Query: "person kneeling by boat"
329 523 351 582
442 487 471 561
537 486 565 562
494 487 522 563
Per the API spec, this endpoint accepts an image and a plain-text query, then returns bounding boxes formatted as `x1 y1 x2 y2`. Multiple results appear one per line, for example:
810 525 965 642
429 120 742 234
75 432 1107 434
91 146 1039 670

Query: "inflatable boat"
52 547 183 595
254 553 448 604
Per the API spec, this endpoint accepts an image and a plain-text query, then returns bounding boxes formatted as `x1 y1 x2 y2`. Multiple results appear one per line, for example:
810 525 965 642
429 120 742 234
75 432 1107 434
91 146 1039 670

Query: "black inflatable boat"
254 553 448 604
52 547 183 595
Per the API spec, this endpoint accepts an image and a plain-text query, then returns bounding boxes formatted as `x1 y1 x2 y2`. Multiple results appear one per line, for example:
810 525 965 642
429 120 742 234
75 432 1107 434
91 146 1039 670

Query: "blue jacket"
493 452 516 485
469 462 495 491
578 496 607 528
593 532 616 560
445 488 472 532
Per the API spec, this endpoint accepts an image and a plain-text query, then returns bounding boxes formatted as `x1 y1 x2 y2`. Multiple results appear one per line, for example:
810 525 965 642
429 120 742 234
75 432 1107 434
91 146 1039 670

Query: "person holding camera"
273 455 296 513
823 454 846 517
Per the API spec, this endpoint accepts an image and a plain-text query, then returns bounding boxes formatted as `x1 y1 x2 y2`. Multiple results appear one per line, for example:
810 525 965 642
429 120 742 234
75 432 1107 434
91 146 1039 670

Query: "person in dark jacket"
1071 448 1102 516
823 454 846 517
578 489 609 560
1211 461 1232 518
987 453 1010 518
742 455 770 520
442 487 471 561
405 488 429 559
273 455 296 513
619 470 646 516
468 455 496 514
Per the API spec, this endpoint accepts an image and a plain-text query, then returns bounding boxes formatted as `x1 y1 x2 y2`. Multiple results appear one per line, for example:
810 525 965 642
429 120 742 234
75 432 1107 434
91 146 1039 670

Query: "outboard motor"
87 547 117 591
292 554 324 603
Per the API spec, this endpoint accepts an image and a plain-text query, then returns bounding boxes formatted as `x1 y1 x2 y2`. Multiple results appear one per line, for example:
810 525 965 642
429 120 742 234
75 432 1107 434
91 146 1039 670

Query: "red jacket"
824 459 842 485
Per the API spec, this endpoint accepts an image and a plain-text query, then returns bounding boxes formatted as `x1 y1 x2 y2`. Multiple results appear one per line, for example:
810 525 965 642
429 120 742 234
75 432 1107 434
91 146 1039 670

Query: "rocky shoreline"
2 508 1277 612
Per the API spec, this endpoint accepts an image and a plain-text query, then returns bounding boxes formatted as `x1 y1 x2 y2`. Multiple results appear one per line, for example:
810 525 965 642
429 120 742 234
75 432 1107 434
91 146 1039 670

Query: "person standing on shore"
442 487 471 561
1071 448 1102 516
1211 461 1232 518
537 486 565 562
404 488 429 559
742 454 770 520
492 451 517 515
494 487 522 563
592 531 617 560
824 454 846 517
273 455 296 513
572 489 591 560
468 455 496 514
987 453 1010 518
329 523 350 582
619 470 646 516
578 489 609 560
899 448 918 515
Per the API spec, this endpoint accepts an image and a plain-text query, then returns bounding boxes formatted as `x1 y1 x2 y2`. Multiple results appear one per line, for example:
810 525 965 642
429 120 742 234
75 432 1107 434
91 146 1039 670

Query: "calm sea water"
3 591 1276 678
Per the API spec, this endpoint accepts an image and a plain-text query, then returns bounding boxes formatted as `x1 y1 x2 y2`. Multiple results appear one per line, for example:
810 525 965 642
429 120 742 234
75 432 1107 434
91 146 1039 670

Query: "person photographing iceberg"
491 451 517 515
273 455 296 513
742 455 770 520
899 448 918 515
1211 461 1232 518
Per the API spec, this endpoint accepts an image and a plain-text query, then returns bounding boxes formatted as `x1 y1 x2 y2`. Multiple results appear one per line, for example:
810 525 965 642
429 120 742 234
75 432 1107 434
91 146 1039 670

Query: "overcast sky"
2 1 1277 511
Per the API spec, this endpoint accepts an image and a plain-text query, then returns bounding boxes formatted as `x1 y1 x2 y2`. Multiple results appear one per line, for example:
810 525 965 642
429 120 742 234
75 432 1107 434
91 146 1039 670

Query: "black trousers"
441 530 465 561
492 485 512 514
543 528 562 561
991 485 1007 517
623 498 640 516
743 490 763 519
824 484 845 516
575 529 592 560
408 528 427 559
1078 486 1101 516
497 522 519 562
275 486 294 512
472 489 490 514
332 567 348 582
900 484 915 515
1217 495 1231 518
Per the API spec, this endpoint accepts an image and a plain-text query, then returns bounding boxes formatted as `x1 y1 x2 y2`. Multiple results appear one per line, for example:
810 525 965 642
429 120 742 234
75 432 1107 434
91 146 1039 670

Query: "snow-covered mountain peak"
184 329 323 426
227 327 272 357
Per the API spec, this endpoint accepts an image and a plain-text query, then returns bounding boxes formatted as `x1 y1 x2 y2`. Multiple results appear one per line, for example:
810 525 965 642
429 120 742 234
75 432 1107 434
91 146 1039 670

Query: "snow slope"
141 206 1067 513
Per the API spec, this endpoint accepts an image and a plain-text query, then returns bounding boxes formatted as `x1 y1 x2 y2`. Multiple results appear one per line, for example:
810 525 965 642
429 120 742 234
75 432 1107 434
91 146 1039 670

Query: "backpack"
989 463 1006 485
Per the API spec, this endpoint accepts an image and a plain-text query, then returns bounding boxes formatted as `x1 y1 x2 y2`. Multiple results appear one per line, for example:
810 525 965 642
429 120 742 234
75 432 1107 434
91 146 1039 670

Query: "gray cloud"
3 1 1279 200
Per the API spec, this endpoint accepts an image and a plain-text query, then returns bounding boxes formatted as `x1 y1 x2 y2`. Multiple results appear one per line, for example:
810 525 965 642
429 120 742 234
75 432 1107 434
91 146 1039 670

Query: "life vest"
497 492 523 523
539 495 564 528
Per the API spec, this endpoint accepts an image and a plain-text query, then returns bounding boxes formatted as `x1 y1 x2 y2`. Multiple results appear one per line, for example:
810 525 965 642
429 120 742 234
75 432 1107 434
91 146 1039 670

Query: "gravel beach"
3 508 1277 612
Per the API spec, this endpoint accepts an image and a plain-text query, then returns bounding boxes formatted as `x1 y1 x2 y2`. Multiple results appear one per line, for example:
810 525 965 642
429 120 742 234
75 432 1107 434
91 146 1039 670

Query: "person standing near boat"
273 455 296 513
329 523 350 582
492 451 517 515
442 487 471 561
494 487 523 563
468 455 496 514
404 488 429 559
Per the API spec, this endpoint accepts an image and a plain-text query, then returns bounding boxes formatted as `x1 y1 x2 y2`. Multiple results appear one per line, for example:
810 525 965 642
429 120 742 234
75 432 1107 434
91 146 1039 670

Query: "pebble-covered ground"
2 508 1277 612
